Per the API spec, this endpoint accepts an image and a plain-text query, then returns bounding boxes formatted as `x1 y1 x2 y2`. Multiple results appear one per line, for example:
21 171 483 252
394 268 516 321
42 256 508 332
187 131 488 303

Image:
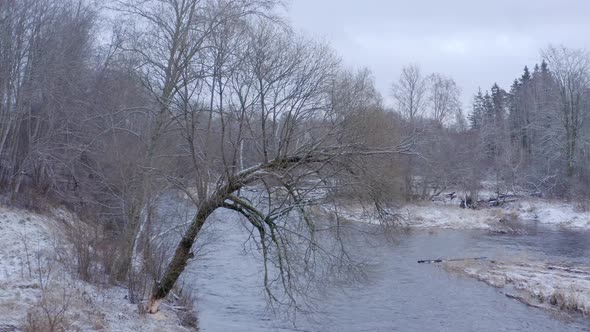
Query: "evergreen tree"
469 89 485 130
521 65 531 82
508 79 521 144
491 83 506 121
508 67 534 156
482 90 496 158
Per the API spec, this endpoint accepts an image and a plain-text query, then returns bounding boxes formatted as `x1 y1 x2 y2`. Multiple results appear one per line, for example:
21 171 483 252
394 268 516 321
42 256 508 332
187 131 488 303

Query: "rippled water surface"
164 203 590 332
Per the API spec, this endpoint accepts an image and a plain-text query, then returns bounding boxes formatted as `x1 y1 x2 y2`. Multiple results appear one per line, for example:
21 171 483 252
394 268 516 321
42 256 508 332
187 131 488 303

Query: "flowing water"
156 197 590 331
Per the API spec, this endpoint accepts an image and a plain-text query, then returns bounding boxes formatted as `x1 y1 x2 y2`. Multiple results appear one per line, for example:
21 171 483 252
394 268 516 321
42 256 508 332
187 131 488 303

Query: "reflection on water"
160 199 590 331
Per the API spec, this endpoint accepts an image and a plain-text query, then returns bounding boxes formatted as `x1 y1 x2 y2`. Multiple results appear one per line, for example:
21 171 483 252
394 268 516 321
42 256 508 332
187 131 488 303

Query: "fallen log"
417 257 488 264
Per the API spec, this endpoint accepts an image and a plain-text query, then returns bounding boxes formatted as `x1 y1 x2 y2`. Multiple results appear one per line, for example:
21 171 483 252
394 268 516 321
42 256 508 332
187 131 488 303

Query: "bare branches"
391 65 428 123
542 45 590 177
428 73 461 126
0 0 416 320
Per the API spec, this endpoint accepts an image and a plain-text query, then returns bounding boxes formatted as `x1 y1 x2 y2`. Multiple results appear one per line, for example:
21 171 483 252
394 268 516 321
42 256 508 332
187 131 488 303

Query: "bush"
23 288 71 332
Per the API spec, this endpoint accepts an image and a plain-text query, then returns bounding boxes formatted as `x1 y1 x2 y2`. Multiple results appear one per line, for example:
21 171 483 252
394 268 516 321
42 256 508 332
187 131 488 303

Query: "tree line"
466 46 590 199
391 46 590 204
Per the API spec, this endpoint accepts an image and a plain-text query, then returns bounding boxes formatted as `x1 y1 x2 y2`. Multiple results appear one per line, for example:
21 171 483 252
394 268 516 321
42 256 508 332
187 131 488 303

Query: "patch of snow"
319 202 512 230
399 204 497 230
508 199 590 229
319 197 590 231
0 205 193 332
444 259 590 316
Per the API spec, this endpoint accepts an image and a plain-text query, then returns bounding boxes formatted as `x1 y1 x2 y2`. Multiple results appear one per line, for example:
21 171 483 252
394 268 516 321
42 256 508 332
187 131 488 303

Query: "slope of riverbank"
0 205 194 332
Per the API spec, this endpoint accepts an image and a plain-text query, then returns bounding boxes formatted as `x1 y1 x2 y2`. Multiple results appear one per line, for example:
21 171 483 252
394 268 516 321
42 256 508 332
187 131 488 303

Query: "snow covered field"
444 259 590 316
0 205 193 332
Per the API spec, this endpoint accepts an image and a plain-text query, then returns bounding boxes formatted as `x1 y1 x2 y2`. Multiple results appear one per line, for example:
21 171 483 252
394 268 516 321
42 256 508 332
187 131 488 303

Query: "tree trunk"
405 155 414 199
147 199 218 313
566 134 576 178
113 206 143 281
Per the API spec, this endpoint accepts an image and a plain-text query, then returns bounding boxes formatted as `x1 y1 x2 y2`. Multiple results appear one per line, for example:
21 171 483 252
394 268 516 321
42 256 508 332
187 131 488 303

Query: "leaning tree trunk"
147 198 219 313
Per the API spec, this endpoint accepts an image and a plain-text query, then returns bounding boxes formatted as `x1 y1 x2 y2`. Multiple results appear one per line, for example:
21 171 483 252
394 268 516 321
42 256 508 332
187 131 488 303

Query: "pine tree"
481 90 496 158
508 67 534 156
521 66 531 82
469 89 485 130
491 83 506 120
508 79 521 144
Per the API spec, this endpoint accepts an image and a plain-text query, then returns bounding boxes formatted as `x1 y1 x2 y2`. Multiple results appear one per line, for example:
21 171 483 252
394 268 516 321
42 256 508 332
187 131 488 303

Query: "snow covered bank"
318 197 590 231
318 202 516 230
444 259 590 316
506 199 590 229
399 204 502 230
0 205 194 332
404 199 590 230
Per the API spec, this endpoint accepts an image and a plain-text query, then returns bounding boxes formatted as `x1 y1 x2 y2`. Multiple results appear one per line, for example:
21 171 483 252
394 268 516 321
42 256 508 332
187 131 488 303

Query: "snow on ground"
444 259 590 316
0 205 193 332
319 202 516 230
507 199 590 229
399 204 500 230
318 197 590 231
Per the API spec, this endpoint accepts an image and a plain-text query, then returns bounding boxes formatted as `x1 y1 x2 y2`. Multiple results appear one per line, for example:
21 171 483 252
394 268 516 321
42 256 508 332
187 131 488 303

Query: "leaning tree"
111 0 412 314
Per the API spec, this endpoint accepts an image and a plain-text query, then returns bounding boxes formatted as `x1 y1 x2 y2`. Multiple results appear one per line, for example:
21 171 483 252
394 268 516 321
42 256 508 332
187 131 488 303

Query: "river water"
159 201 590 331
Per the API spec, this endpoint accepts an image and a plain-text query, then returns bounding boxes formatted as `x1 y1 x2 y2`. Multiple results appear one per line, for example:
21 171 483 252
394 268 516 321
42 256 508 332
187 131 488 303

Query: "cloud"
438 38 469 56
287 0 590 109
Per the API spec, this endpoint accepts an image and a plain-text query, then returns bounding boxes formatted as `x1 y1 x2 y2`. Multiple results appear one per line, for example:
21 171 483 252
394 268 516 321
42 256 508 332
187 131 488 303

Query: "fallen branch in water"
417 257 488 264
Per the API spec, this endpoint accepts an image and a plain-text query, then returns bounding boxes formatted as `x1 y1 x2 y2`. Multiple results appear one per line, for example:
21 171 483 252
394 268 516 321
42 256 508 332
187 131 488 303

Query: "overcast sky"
286 0 590 109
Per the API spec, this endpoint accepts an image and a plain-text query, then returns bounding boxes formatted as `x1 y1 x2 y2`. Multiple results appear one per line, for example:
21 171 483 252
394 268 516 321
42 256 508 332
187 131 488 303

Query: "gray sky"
286 0 590 109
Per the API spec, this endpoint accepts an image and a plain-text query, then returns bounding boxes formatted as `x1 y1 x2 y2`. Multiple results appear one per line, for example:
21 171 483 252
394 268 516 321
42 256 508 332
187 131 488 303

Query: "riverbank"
444 259 590 316
0 205 194 332
307 192 590 319
319 197 590 231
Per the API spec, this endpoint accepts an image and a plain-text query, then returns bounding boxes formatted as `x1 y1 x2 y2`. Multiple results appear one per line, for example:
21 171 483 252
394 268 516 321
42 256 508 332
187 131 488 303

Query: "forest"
1 0 589 329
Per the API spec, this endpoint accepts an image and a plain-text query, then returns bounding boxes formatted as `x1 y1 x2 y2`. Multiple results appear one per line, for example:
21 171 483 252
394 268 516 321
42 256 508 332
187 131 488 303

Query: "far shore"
319 196 590 231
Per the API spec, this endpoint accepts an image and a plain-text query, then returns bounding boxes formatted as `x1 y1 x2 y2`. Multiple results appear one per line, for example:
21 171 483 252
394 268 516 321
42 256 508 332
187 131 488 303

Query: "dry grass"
23 287 72 332
549 287 588 315
491 209 520 222
0 204 196 331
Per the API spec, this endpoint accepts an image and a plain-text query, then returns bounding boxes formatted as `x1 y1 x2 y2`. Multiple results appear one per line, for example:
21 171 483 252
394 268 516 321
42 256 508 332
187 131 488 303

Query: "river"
155 196 590 331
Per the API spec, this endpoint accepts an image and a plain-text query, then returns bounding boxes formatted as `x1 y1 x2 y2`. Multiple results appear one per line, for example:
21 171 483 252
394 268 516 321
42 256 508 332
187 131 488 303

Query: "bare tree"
0 0 98 201
106 0 285 280
391 65 428 123
142 13 413 311
542 45 590 178
428 73 460 126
